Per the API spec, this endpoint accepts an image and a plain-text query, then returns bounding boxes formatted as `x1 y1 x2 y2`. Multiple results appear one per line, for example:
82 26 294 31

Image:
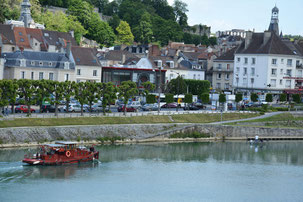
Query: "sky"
167 0 303 35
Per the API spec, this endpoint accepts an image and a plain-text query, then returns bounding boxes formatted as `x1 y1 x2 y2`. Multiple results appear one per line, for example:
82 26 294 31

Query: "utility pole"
176 73 180 112
157 67 161 115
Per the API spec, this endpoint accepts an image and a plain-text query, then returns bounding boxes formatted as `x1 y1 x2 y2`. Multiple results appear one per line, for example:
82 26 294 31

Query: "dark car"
41 105 56 113
183 104 200 110
117 104 137 112
161 103 178 108
192 102 206 109
15 105 35 113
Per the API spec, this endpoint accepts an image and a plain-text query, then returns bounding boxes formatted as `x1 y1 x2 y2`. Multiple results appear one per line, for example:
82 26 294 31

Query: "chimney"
69 30 74 38
263 31 272 45
245 31 253 49
66 41 71 59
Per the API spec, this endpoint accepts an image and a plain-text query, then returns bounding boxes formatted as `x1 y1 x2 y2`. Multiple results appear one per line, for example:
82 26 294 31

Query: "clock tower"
268 6 279 35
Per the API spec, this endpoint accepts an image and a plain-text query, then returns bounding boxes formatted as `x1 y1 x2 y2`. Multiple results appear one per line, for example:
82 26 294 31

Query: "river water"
1 142 303 202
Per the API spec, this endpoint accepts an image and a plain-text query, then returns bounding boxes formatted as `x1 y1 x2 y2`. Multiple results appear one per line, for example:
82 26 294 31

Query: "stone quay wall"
0 123 303 146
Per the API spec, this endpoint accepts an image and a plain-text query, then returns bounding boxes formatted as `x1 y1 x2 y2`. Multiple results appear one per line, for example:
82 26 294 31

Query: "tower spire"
19 0 33 28
268 5 279 35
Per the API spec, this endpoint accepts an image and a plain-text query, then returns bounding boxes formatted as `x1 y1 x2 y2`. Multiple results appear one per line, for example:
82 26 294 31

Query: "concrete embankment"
1 123 303 148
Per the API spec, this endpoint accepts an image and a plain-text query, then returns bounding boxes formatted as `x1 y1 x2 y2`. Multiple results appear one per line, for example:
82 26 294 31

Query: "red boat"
22 141 99 165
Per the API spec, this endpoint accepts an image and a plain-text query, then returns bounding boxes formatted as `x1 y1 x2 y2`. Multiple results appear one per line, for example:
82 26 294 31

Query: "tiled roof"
42 30 77 46
2 50 75 69
13 27 31 49
236 32 297 56
0 24 15 45
214 47 237 61
71 46 100 66
103 50 137 61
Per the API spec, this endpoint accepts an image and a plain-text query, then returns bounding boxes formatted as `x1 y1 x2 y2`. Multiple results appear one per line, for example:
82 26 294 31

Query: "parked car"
142 103 159 111
41 104 56 113
183 104 200 110
15 105 35 113
161 103 178 108
117 104 137 112
128 101 142 109
192 102 206 109
62 103 83 112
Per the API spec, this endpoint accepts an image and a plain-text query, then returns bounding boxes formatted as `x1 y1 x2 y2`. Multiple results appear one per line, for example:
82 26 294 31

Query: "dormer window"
44 33 49 37
167 61 174 68
64 62 69 69
156 60 162 67
31 61 35 66
39 61 43 66
49 62 52 67
20 59 26 67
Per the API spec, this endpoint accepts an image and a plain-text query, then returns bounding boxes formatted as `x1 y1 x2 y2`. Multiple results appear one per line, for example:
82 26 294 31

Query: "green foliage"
96 82 117 115
266 93 273 102
169 131 210 139
142 81 155 96
292 94 301 104
116 20 134 45
167 76 187 95
235 93 243 103
118 81 138 115
85 82 98 113
184 79 210 95
165 93 174 104
219 94 226 103
200 93 209 104
17 79 38 115
184 94 193 104
74 82 89 116
280 94 287 102
133 12 153 44
250 93 258 102
146 94 156 104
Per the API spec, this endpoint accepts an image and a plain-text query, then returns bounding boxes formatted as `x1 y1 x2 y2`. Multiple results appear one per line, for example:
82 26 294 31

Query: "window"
244 58 248 64
64 62 69 69
193 74 196 79
93 70 97 76
224 83 229 89
280 79 283 85
236 67 240 73
243 68 247 75
251 68 255 76
39 61 43 66
157 60 162 67
280 69 283 75
216 83 221 89
243 78 247 85
287 59 292 66
272 59 277 65
12 47 15 51
48 62 52 67
227 64 230 70
236 78 239 85
76 79 80 83
49 72 54 80
296 60 300 66
225 74 230 80
217 73 221 79
218 64 222 70
198 74 200 80
31 61 35 66
270 79 276 87
77 69 81 75
252 58 256 65
31 72 34 80
271 68 277 76
286 69 292 77
286 80 291 88
39 72 44 80
251 78 254 84
21 71 25 79
20 59 26 67
298 70 303 77
65 74 69 81
281 59 284 64
237 57 240 62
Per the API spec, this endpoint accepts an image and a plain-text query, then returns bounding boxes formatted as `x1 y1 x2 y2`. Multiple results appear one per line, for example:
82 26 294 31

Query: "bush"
260 112 265 115
169 131 210 139
275 107 288 111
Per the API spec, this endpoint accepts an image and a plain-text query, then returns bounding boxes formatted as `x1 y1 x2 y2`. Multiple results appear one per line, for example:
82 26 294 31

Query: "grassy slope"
0 113 259 128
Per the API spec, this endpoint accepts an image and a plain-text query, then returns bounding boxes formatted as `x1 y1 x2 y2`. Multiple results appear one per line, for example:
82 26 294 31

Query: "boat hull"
23 151 99 166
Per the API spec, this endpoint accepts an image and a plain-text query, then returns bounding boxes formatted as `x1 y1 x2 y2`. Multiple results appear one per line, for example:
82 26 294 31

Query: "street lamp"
157 67 162 114
176 72 180 112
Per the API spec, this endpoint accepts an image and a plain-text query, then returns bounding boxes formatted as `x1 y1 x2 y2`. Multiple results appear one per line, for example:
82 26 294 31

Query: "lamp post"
157 67 162 114
176 72 180 112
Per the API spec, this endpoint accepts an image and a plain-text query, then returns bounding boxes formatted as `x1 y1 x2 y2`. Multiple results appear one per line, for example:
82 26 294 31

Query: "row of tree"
0 79 157 116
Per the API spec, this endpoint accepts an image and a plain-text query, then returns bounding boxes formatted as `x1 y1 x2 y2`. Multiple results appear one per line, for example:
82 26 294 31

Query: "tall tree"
167 76 187 95
17 79 38 116
62 81 76 113
0 80 17 115
85 82 98 113
74 82 88 116
44 80 65 116
251 93 258 102
118 81 138 115
7 79 19 114
173 0 188 28
133 12 153 44
97 82 117 115
116 20 134 45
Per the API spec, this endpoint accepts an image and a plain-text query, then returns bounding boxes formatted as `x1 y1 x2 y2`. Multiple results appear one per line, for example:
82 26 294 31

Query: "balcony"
296 63 303 68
